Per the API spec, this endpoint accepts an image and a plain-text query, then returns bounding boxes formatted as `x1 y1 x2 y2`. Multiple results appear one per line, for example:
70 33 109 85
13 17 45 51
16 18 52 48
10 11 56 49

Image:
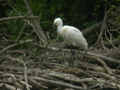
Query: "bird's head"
53 17 63 26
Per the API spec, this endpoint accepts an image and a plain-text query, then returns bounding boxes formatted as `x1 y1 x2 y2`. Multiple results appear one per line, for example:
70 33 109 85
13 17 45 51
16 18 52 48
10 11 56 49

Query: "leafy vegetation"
0 0 118 42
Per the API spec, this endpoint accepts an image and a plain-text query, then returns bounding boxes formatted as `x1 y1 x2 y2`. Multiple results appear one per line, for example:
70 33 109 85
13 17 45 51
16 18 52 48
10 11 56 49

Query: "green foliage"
4 0 120 42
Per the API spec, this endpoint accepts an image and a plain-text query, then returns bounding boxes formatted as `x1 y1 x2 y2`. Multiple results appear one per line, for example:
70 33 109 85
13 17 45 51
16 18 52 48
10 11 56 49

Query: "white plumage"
53 17 88 50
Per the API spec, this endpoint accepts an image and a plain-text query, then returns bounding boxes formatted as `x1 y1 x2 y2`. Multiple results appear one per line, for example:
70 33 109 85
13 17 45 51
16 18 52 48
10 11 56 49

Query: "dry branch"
0 41 120 90
104 37 120 47
0 16 39 23
88 56 112 74
34 44 120 64
83 22 101 35
23 63 30 90
87 51 120 64
0 64 120 90
33 77 85 90
0 40 32 54
97 10 108 43
23 0 47 45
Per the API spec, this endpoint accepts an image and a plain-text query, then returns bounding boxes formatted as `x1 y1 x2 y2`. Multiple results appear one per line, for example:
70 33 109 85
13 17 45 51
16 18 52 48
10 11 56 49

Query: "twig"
16 23 27 41
87 51 120 64
33 44 120 64
30 78 48 89
83 22 102 35
0 40 32 54
23 0 47 45
48 71 94 83
33 77 85 90
0 16 39 23
4 56 31 89
104 37 120 47
0 64 120 89
96 10 108 44
23 63 30 90
90 56 112 74
4 84 16 90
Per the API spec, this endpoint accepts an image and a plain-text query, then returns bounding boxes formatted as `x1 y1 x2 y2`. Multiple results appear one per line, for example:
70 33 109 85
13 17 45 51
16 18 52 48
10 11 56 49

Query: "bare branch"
23 63 30 90
23 0 47 45
0 40 32 54
83 22 101 35
0 16 39 23
96 10 108 43
33 77 85 90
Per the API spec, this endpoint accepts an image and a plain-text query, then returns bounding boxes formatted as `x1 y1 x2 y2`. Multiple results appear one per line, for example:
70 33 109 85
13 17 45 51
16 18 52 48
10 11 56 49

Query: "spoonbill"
53 17 88 50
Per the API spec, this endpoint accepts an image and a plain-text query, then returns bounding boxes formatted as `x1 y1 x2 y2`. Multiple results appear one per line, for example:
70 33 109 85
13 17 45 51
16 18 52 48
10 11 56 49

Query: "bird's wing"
65 25 80 32
62 25 82 38
62 26 88 49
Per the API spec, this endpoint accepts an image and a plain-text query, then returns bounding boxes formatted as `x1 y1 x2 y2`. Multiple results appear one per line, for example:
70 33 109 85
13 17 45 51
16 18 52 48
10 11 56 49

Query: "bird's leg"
69 48 76 67
63 50 66 65
80 49 88 62
83 49 88 57
65 45 76 66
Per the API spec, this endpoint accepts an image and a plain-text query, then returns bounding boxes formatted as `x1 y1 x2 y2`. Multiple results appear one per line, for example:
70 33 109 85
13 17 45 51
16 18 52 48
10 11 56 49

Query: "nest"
0 40 120 90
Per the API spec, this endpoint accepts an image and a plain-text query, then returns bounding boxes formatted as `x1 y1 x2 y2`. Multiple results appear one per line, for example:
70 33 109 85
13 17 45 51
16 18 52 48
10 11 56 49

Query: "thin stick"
0 16 39 23
90 56 112 74
33 77 86 90
33 44 120 64
96 10 108 44
23 0 47 45
24 63 30 90
0 40 32 54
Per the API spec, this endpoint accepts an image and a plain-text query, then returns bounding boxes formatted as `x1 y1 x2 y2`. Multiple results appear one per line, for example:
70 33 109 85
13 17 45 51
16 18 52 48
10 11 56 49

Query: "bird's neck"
57 24 63 33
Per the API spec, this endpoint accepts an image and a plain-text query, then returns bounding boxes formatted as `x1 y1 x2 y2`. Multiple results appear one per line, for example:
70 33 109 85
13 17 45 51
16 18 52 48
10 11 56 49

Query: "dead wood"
96 10 108 44
104 37 120 47
0 44 120 90
83 22 101 35
23 0 48 45
0 16 39 23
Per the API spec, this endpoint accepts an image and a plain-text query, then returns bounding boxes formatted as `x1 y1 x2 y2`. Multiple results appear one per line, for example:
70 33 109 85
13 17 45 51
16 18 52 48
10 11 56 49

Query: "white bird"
53 17 88 50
